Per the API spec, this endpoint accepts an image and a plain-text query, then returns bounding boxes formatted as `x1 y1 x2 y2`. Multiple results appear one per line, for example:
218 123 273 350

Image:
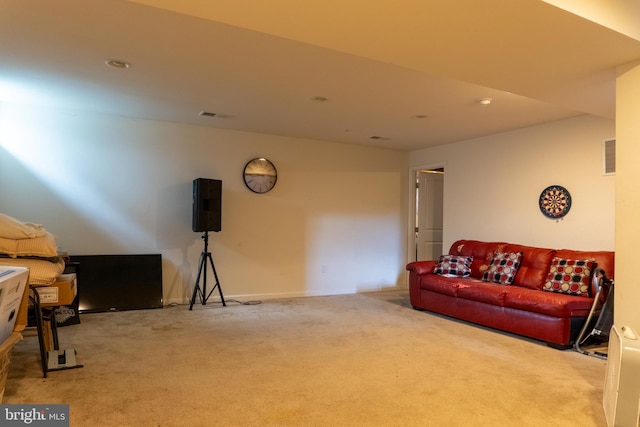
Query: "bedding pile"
0 213 64 285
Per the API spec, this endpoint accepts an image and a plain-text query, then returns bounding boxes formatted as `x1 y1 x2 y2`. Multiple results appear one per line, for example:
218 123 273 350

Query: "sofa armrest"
406 260 436 275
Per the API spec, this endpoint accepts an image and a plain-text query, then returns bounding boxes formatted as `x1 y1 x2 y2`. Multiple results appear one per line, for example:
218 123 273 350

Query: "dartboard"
539 185 571 218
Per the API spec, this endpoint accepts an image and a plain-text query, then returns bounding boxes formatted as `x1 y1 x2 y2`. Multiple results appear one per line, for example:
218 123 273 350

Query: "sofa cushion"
420 275 462 297
543 257 594 297
433 255 473 277
457 281 507 306
449 240 556 288
449 240 503 279
482 251 523 285
503 286 594 317
505 245 556 290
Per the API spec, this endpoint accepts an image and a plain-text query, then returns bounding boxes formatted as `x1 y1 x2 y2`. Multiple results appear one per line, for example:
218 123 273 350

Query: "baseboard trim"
164 286 403 307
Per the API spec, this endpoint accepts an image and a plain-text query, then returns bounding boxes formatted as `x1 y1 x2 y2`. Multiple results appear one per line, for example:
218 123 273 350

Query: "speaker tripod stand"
189 231 226 310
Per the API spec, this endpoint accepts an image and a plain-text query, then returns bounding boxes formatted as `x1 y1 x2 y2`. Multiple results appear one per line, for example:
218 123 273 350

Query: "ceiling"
2 0 640 151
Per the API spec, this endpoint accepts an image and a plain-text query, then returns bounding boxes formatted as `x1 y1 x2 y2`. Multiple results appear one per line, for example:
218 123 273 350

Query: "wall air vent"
604 139 616 175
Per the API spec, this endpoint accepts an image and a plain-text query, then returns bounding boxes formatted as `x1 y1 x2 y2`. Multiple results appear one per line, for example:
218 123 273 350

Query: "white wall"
615 60 640 328
0 103 409 304
0 105 619 307
409 114 616 253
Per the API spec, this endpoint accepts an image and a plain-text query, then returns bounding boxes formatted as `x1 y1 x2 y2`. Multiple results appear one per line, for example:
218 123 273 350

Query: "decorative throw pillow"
433 255 473 277
482 251 523 285
543 257 594 297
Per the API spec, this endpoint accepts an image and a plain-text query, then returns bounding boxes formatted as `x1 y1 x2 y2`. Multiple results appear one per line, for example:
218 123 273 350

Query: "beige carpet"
4 290 607 426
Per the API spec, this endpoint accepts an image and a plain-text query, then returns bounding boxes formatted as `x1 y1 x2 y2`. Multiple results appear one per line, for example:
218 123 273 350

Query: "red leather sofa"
406 240 614 348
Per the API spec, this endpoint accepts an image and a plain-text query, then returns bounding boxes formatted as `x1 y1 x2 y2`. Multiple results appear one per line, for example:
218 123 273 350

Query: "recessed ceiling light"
478 98 492 105
105 59 131 69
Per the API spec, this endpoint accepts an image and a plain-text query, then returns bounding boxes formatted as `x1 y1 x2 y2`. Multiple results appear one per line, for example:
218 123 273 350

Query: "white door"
416 170 444 261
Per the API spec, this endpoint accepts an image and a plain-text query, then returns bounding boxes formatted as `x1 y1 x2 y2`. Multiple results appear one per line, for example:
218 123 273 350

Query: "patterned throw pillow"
543 257 594 297
482 251 523 285
433 255 473 277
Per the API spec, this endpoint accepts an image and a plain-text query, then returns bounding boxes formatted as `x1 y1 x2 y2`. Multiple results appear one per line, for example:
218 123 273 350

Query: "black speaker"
192 178 222 232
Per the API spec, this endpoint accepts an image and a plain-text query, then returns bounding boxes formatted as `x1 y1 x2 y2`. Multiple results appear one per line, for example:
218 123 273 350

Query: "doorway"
414 168 444 261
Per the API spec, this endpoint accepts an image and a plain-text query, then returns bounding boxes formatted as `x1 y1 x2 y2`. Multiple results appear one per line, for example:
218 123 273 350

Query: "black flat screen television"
69 254 163 313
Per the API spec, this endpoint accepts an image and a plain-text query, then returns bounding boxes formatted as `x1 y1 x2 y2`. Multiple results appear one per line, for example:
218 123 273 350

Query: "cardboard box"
0 267 29 342
41 319 53 352
14 286 29 332
55 262 81 327
35 273 77 308
0 331 23 402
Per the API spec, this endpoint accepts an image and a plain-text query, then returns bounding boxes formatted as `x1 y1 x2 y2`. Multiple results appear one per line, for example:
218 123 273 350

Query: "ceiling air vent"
199 111 217 117
198 111 233 119
604 139 616 175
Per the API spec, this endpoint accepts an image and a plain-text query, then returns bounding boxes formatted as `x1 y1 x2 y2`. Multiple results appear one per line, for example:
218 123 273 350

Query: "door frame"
407 162 446 268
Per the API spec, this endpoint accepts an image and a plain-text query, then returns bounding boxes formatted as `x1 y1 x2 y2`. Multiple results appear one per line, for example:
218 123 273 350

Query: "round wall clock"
539 185 572 218
243 158 278 194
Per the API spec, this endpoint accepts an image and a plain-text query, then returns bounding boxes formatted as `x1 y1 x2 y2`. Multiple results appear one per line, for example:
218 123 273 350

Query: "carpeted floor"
4 290 607 426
